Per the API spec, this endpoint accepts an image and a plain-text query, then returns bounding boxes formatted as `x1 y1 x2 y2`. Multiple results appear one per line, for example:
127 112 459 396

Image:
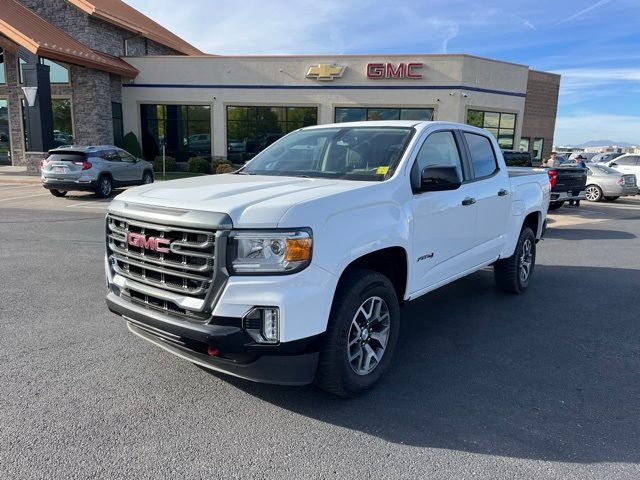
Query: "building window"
227 106 318 163
520 137 530 153
112 102 124 148
52 98 74 146
19 58 70 84
0 99 10 165
0 48 6 84
140 104 211 162
335 107 434 123
466 109 516 149
533 138 544 160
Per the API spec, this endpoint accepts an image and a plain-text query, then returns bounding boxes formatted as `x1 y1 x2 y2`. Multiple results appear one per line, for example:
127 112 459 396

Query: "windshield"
241 126 414 181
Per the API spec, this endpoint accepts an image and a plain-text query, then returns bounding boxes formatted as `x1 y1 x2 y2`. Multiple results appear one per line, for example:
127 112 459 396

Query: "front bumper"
107 292 320 385
551 190 586 202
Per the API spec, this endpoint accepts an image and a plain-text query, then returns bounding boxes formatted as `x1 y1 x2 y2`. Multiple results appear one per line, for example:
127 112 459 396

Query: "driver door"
407 130 480 295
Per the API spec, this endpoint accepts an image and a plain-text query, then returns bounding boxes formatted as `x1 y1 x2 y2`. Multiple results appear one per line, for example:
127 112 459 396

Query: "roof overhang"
0 0 138 77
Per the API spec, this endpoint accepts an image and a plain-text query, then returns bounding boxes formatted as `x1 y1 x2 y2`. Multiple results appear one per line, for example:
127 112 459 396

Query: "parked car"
105 121 550 397
545 165 588 210
41 145 154 198
569 152 598 162
606 154 640 178
583 164 638 201
502 150 533 167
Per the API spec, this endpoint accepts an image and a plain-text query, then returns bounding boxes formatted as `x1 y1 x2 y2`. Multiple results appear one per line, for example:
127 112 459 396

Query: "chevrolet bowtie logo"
306 63 346 81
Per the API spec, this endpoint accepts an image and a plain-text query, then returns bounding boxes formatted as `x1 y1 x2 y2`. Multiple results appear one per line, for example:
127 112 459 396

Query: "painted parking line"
0 184 42 190
65 201 109 209
0 193 51 203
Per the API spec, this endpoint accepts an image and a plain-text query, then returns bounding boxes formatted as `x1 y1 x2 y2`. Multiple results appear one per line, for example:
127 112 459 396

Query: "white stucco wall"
121 54 529 159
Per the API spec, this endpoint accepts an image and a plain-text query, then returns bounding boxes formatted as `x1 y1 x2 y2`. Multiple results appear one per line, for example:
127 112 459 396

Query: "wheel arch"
335 247 409 303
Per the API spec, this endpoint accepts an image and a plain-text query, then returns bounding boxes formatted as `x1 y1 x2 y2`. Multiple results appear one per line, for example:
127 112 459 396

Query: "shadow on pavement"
214 265 640 464
545 227 636 240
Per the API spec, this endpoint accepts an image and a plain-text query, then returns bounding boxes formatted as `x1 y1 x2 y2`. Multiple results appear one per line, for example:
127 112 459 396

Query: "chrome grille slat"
107 214 218 318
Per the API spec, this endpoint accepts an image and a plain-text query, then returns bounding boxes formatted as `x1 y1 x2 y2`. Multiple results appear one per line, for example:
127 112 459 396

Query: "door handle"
498 189 509 196
461 197 476 206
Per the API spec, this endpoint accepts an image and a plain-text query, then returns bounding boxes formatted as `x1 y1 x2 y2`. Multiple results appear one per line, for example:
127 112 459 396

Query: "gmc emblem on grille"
127 232 170 253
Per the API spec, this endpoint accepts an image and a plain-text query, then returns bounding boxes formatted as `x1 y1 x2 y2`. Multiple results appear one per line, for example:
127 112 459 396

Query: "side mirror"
419 166 462 192
610 163 617 167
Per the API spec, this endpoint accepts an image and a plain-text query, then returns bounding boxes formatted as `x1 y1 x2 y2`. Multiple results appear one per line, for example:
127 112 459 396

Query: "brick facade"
0 0 182 167
521 70 561 162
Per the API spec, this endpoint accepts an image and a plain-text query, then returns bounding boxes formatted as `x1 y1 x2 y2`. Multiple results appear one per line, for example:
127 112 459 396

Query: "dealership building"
0 0 560 171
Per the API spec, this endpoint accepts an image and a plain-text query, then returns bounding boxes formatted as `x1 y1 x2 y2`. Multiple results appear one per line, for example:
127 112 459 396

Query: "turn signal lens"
285 238 312 262
616 177 625 185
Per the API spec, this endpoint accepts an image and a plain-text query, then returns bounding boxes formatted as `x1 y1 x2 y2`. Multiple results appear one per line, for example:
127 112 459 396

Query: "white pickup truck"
105 121 550 397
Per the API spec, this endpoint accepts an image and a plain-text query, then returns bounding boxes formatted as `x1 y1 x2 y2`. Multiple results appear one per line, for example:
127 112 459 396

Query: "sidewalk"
0 166 41 185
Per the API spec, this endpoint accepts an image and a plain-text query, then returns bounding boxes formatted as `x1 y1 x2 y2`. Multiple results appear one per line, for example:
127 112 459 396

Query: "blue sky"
128 0 640 146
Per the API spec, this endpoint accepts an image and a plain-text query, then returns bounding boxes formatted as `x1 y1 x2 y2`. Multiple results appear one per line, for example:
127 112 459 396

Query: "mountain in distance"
575 140 636 147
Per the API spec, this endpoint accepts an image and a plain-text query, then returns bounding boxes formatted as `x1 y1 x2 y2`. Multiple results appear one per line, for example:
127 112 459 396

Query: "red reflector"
207 347 220 357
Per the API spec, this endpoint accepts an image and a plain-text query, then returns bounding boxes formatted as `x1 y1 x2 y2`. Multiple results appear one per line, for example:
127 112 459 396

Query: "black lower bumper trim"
42 180 97 192
128 323 318 385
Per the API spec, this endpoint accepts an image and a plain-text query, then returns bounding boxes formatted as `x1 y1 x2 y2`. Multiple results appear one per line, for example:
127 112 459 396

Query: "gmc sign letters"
367 62 423 79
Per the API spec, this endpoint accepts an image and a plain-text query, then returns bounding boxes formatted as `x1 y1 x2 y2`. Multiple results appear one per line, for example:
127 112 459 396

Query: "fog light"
243 307 280 344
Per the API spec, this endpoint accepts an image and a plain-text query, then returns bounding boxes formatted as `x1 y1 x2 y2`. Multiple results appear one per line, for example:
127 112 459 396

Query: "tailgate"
554 167 587 190
42 152 87 180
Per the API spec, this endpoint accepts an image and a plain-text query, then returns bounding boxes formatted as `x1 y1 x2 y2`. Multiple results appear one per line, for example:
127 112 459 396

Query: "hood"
114 173 374 227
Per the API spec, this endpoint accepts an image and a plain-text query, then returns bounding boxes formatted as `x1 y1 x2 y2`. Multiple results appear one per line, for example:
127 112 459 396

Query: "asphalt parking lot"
1 182 639 479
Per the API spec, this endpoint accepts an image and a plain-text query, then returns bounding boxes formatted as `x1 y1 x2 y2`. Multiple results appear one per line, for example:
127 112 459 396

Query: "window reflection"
226 106 318 163
466 109 516 149
0 48 6 84
140 104 211 162
335 107 433 123
19 57 70 84
0 99 10 165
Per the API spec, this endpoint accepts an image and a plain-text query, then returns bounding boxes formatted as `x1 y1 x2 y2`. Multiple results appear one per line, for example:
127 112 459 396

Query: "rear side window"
502 152 532 167
614 156 637 166
464 133 498 178
100 150 120 161
414 131 464 181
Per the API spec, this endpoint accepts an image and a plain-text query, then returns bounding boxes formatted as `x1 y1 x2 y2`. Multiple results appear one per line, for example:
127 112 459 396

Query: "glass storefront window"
0 99 10 165
140 104 211 162
0 48 6 84
52 98 74 146
466 109 517 149
19 57 70 84
112 102 124 148
533 138 544 160
227 106 318 163
335 107 434 123
520 137 530 153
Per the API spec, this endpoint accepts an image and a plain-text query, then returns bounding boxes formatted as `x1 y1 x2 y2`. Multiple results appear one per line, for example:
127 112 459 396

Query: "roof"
67 0 202 56
0 0 139 77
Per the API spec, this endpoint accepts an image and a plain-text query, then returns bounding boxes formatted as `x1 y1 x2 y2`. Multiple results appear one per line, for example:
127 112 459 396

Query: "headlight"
228 229 312 275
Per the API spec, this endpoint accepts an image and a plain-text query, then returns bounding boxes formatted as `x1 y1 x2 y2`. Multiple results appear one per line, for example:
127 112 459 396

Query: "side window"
615 156 635 166
414 131 463 182
101 150 120 161
464 133 498 178
119 150 136 162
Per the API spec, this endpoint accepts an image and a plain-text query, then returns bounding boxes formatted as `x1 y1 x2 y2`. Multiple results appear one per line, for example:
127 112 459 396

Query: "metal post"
162 143 166 178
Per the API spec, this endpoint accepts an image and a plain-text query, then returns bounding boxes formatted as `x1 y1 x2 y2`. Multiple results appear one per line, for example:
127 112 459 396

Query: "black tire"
548 201 564 210
494 227 536 294
585 184 603 202
315 269 400 398
604 196 619 201
142 171 154 185
95 175 113 198
49 189 67 197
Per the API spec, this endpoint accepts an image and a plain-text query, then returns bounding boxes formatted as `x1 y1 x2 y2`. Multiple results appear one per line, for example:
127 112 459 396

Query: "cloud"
555 112 640 145
554 0 613 26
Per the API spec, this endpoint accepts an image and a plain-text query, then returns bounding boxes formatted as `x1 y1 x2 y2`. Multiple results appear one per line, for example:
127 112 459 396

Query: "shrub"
186 156 211 174
216 163 236 174
153 156 176 172
211 158 234 173
123 132 143 158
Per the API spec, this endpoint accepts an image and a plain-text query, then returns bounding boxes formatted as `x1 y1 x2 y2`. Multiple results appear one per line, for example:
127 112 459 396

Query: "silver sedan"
584 164 638 202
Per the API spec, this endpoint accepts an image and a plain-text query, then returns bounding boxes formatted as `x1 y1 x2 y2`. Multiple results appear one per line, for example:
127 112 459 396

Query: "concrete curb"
0 175 42 185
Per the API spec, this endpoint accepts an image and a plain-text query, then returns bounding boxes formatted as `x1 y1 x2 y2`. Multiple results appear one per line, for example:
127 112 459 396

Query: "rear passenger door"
408 130 479 294
461 132 512 262
100 150 127 183
612 156 640 176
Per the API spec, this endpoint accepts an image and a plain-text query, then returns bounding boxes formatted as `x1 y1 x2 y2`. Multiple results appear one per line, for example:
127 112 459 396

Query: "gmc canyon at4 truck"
105 121 550 397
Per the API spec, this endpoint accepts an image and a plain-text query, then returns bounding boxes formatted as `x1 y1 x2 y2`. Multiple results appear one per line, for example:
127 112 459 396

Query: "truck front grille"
107 214 219 320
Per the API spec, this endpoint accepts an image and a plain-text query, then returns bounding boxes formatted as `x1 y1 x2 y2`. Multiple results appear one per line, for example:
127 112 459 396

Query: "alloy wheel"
519 239 533 283
347 296 391 376
585 185 601 201
101 178 112 196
